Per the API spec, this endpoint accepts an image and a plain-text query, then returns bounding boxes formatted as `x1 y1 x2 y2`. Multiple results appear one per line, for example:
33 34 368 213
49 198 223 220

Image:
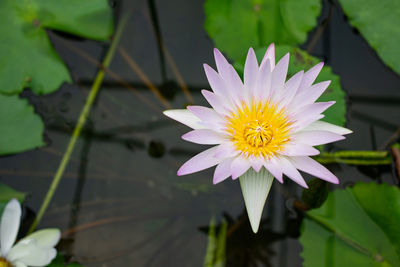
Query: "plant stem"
28 14 129 234
314 150 392 165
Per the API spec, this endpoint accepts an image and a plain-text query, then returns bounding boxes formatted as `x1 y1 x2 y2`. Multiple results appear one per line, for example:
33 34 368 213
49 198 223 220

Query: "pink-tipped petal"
201 90 231 115
281 143 320 156
305 121 353 135
294 101 335 118
163 109 204 129
277 70 303 107
277 156 308 188
244 48 259 94
213 158 234 184
294 130 345 146
260 43 275 69
291 81 331 110
187 106 224 129
182 129 226 145
231 156 251 179
254 59 272 100
177 146 221 176
264 160 283 183
298 62 324 91
214 142 240 159
251 157 264 172
204 64 227 96
213 48 231 81
291 114 325 132
290 156 339 184
270 53 289 96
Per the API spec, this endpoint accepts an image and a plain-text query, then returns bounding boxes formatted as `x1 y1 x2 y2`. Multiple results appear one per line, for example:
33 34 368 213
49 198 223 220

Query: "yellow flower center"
0 258 12 267
226 101 292 158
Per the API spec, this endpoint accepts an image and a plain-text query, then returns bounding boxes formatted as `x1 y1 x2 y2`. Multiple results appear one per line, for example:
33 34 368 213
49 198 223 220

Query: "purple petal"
276 70 303 107
294 130 345 146
294 101 335 118
187 106 224 128
201 90 232 115
177 146 221 176
204 64 227 96
163 109 204 129
264 160 283 183
215 142 240 159
290 156 339 184
305 121 353 135
254 59 272 100
281 143 320 156
231 156 251 179
298 62 324 92
277 156 308 188
260 43 275 70
291 81 331 109
182 129 225 145
244 48 259 94
214 48 231 81
271 53 289 95
213 158 234 184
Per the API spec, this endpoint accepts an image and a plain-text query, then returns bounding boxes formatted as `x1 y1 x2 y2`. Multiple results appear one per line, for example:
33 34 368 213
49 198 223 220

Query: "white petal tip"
239 168 274 234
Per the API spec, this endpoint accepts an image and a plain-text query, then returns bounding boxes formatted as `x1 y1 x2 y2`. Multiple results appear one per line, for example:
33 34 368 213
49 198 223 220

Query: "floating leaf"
0 182 26 216
338 0 400 75
0 94 45 155
204 0 321 60
301 179 329 209
0 0 114 95
300 183 400 266
235 45 347 126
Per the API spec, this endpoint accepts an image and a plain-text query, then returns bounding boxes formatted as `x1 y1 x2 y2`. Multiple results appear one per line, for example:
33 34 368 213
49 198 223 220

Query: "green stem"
314 150 392 165
28 14 129 234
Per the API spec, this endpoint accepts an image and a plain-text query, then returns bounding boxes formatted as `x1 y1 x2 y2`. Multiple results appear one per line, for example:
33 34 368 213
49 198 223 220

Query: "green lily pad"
235 45 347 126
300 183 400 266
0 182 26 216
0 0 114 95
204 0 321 61
0 94 45 155
338 0 400 75
48 254 84 267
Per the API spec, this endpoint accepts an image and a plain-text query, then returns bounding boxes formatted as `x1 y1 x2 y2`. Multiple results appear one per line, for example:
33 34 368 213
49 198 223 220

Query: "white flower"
0 199 60 267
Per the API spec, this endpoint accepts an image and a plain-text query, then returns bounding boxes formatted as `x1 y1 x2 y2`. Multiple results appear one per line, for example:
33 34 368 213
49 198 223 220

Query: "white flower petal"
214 142 240 159
281 143 320 156
21 229 60 248
254 59 272 100
305 121 353 135
231 156 251 179
291 81 331 111
294 101 335 119
264 160 283 183
1 199 21 256
260 43 275 70
290 156 339 184
239 168 274 233
7 239 55 266
213 158 234 184
201 90 231 115
13 262 27 267
177 146 221 176
163 109 204 129
182 129 226 145
277 70 303 107
293 130 345 146
277 156 308 188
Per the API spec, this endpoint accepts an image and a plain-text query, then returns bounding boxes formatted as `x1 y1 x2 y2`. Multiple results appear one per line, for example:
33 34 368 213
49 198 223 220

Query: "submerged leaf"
0 94 45 155
0 0 114 95
48 254 84 267
204 0 321 60
300 183 400 266
338 0 400 75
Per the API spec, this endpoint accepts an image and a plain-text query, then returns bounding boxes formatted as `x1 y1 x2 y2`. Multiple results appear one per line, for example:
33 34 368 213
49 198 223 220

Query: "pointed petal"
277 156 308 188
291 81 331 110
1 199 21 256
201 90 231 115
264 160 283 183
239 168 274 233
254 59 272 100
163 109 204 129
20 229 61 248
281 143 320 156
244 48 259 94
214 142 240 159
204 64 227 96
298 62 324 91
213 158 234 184
231 156 251 179
305 121 353 135
177 146 221 176
214 48 231 81
277 70 303 107
260 43 275 70
187 106 223 123
294 101 335 118
270 53 289 96
294 130 345 146
182 129 226 145
290 156 339 184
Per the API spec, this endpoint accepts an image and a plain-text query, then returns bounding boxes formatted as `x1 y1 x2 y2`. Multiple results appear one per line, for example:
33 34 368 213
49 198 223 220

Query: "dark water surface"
1 0 400 266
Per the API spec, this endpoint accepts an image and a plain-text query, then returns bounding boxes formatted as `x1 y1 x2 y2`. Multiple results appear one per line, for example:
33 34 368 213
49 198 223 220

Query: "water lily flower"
0 199 60 267
164 44 352 233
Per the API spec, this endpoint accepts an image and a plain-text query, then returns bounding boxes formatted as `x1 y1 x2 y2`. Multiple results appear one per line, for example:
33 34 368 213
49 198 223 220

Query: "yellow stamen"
0 257 12 267
226 101 292 158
